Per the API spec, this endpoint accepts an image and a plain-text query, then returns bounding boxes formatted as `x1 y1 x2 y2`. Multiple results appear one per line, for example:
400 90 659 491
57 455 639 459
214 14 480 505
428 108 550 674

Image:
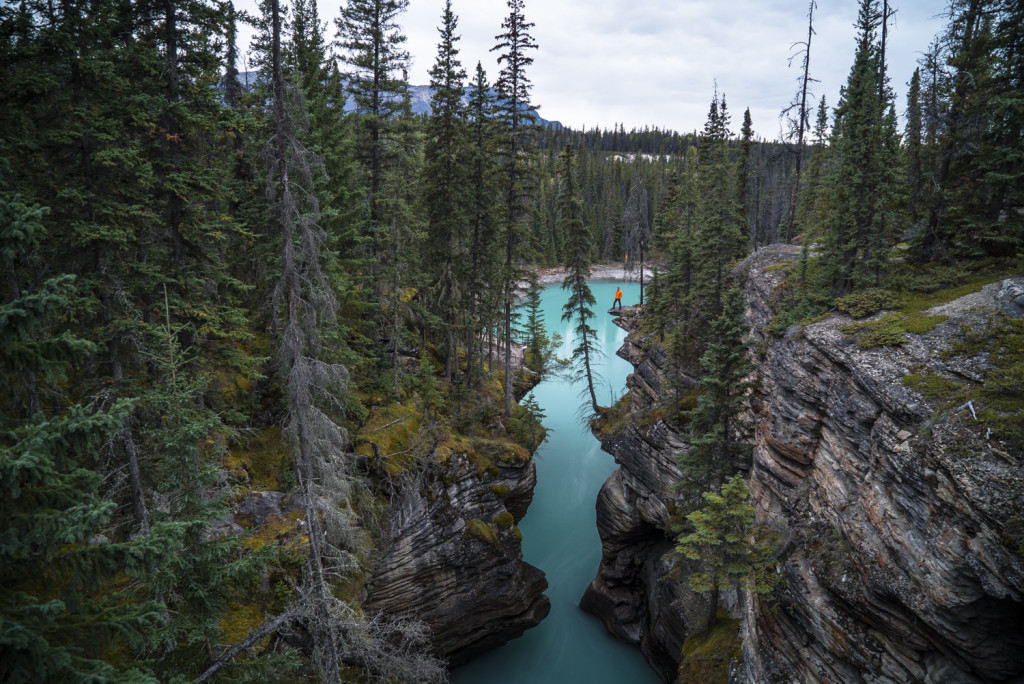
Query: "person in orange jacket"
613 287 623 310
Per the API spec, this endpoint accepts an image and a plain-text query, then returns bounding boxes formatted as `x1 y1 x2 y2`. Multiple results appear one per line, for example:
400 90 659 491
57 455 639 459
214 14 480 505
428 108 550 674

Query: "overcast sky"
237 0 949 139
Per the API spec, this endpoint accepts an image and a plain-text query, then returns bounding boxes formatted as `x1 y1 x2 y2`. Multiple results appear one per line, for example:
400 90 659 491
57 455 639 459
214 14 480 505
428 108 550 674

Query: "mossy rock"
465 519 500 549
677 611 741 684
901 373 965 403
355 401 426 476
595 392 633 439
226 425 288 491
490 484 511 498
835 288 901 318
493 511 515 529
842 312 948 348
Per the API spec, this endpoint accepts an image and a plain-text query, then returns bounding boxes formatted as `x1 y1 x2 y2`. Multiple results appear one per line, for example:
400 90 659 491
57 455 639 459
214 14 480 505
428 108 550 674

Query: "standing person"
613 286 623 310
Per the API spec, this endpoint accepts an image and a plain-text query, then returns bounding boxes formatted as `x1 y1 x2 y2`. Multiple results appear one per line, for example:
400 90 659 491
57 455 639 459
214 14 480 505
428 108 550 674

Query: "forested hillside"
1 0 1022 681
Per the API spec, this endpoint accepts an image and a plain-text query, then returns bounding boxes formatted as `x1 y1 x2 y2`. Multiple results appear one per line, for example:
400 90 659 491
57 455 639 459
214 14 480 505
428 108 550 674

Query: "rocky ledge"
364 438 550 666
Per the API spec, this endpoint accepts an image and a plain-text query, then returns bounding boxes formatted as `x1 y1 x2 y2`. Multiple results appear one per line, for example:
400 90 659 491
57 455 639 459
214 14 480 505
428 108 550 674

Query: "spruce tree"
692 92 743 323
0 192 169 683
819 0 899 293
677 286 754 506
464 62 499 388
423 0 468 382
558 144 601 416
492 0 539 417
335 0 411 228
675 474 775 633
623 173 651 304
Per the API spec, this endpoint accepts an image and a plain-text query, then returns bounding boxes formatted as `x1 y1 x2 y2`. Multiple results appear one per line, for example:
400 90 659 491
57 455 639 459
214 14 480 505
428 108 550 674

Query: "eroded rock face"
581 310 707 682
364 451 550 666
736 246 1024 683
586 246 1024 683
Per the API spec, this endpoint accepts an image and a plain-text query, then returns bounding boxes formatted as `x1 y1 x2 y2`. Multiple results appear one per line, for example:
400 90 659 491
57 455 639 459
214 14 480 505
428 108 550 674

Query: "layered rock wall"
737 247 1024 683
585 246 1024 683
364 450 550 666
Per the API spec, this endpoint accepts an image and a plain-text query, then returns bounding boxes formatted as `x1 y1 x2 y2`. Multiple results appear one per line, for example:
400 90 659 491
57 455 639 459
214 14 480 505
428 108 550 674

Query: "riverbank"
535 263 655 286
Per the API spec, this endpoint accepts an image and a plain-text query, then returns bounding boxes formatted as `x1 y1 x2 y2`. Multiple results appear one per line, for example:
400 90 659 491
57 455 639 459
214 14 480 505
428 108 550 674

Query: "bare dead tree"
263 3 444 682
782 0 817 242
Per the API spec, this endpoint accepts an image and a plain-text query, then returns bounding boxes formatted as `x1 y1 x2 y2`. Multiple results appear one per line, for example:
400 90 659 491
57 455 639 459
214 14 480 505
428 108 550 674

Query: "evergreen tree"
677 286 754 505
675 474 776 633
335 0 411 228
423 0 468 382
692 92 744 323
492 0 539 417
520 270 561 377
967 2 1024 255
623 173 651 304
904 68 926 226
819 0 899 293
0 192 169 683
558 145 602 416
737 108 755 249
464 62 499 388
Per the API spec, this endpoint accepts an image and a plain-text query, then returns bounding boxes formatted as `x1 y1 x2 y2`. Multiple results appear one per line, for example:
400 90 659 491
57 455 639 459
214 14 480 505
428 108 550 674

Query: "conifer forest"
2 0 1023 682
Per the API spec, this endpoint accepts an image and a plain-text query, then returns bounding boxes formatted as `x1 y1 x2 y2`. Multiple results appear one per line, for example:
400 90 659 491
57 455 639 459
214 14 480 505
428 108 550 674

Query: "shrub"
835 288 901 318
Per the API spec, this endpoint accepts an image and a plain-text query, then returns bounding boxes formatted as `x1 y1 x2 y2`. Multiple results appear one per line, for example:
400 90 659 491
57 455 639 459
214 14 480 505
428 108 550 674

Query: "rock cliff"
584 245 1024 683
363 443 550 666
580 308 708 682
736 246 1024 683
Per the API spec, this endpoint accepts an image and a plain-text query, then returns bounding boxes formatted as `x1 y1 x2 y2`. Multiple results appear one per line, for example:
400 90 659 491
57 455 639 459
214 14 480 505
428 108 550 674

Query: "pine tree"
737 108 755 249
423 0 468 382
558 144 602 416
904 68 926 226
335 0 411 228
677 286 754 505
819 0 899 293
623 173 651 304
0 192 169 683
492 0 539 417
464 62 499 388
675 474 776 633
692 92 743 323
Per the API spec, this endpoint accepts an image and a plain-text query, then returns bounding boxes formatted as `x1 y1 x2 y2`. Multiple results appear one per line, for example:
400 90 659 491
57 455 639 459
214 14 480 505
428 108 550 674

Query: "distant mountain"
230 72 560 128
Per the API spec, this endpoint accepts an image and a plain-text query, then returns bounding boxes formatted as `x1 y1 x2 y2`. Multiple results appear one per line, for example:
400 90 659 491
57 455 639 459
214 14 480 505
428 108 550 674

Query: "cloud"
236 0 947 137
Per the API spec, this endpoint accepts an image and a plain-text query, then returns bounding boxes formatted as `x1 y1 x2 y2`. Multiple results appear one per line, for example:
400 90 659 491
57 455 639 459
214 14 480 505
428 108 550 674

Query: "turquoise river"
452 280 661 684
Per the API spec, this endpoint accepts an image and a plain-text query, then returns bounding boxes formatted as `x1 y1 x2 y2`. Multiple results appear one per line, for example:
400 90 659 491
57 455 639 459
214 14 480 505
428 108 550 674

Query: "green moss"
835 288 901 318
465 519 500 548
493 511 515 529
981 317 1024 448
677 610 741 684
901 373 965 402
842 312 948 348
594 392 633 438
490 484 511 498
355 401 426 476
227 425 288 491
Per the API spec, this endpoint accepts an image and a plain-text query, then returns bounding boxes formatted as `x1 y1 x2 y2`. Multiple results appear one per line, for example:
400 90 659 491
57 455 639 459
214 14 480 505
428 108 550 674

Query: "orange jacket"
615 288 623 299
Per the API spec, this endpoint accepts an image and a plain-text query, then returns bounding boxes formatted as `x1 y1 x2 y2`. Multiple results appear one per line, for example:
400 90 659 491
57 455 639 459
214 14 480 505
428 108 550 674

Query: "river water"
452 280 661 684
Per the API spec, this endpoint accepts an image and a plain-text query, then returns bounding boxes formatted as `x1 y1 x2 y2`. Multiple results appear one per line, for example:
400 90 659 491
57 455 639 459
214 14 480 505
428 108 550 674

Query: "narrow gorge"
582 246 1024 683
